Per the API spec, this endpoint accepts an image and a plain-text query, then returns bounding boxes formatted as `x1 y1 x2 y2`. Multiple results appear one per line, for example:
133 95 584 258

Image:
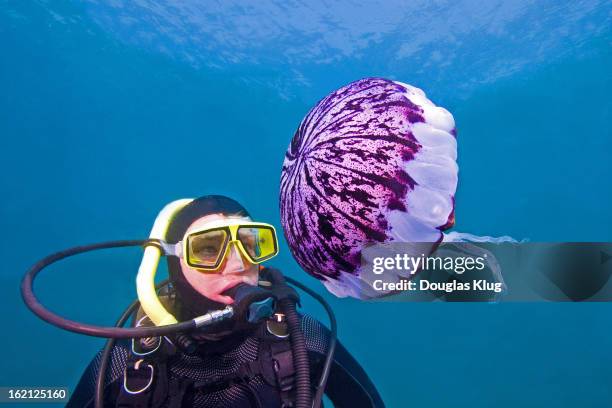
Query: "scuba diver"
22 195 384 408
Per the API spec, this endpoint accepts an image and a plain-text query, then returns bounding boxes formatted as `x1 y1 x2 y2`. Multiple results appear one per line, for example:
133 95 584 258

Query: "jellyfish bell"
280 77 519 299
279 77 462 298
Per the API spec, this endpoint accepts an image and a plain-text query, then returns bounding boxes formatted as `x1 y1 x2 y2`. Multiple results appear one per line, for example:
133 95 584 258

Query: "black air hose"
279 298 311 408
266 268 312 408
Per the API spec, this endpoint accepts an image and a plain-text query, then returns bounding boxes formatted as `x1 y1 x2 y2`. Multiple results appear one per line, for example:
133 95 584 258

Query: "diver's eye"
189 230 227 263
194 245 218 256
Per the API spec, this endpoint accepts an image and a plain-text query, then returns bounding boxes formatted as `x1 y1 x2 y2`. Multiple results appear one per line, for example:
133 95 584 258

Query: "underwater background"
1 1 611 406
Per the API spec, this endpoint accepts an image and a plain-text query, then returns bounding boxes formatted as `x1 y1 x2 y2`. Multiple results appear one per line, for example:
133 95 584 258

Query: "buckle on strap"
131 316 163 356
123 359 155 395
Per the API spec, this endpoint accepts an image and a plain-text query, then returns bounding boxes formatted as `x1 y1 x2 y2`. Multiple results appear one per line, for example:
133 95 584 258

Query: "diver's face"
179 213 259 304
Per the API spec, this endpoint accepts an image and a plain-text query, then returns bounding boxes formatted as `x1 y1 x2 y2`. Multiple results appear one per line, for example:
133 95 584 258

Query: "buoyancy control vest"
115 296 300 407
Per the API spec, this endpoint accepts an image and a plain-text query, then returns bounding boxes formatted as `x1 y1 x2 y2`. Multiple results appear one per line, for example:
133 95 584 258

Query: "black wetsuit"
67 314 384 407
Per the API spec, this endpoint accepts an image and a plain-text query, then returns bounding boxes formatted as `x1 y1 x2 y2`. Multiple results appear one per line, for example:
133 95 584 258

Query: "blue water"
1 1 611 406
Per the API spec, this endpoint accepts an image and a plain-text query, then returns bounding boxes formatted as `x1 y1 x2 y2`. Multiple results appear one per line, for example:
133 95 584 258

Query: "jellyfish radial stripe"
280 77 458 298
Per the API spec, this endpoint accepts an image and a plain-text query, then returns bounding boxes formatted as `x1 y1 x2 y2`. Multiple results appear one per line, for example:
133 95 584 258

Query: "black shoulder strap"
247 333 296 407
115 306 191 408
116 339 195 408
115 351 163 408
268 340 296 408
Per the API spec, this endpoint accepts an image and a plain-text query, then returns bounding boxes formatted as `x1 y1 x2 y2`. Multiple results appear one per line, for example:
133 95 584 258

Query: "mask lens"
237 226 277 262
187 229 227 267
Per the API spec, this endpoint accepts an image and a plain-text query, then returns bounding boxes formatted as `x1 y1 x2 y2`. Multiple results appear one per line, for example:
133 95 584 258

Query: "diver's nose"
223 243 246 274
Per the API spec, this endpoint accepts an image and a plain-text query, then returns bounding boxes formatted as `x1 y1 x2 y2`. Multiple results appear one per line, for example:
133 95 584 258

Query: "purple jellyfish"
280 78 464 298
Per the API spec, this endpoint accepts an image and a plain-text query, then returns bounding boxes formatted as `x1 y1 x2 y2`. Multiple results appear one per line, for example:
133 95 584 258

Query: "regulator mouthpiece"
222 283 276 325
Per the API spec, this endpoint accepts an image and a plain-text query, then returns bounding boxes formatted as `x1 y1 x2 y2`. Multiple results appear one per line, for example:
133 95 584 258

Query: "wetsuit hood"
165 195 251 321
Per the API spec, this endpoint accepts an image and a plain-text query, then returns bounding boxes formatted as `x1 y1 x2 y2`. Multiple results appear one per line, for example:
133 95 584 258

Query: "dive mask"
166 219 279 272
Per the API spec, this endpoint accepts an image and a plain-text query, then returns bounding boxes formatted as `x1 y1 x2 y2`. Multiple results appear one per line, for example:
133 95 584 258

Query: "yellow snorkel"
136 198 193 326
